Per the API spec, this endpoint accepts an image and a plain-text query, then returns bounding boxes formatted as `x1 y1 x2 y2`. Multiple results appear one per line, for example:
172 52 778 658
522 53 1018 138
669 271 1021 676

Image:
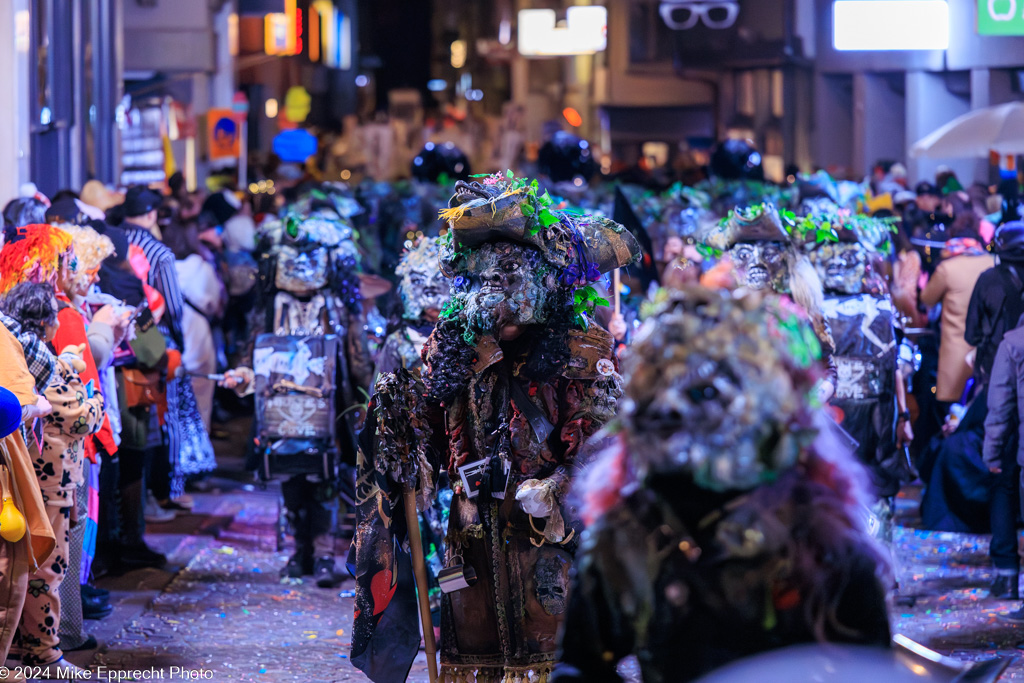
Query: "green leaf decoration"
815 227 838 243
539 209 560 228
469 173 490 178
506 169 514 179
696 243 722 259
520 202 535 216
539 191 554 207
439 297 465 321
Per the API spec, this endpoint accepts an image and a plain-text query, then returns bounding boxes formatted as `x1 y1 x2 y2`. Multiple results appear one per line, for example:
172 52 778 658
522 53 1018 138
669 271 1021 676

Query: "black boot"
280 551 314 578
991 574 1020 600
314 556 341 588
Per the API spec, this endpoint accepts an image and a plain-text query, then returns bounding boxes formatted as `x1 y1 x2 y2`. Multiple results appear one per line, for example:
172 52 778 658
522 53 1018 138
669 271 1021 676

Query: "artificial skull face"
809 243 868 294
729 241 788 292
534 553 570 616
397 238 450 321
461 242 555 336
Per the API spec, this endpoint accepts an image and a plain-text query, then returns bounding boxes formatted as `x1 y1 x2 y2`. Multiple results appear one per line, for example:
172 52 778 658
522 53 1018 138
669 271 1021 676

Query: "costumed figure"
223 210 374 588
372 235 453 632
700 202 837 399
795 209 914 533
550 288 892 683
376 236 450 380
351 173 640 682
1 283 101 677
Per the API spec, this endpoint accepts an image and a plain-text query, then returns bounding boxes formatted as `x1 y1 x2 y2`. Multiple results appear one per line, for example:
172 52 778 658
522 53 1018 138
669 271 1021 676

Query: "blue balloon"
0 387 21 439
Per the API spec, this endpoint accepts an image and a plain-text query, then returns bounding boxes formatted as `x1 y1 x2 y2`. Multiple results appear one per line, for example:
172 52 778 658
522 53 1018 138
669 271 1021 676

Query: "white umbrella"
909 101 1024 158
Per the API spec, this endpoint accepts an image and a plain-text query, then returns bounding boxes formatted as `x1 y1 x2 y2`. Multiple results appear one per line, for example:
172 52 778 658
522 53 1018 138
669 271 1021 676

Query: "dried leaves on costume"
551 288 892 683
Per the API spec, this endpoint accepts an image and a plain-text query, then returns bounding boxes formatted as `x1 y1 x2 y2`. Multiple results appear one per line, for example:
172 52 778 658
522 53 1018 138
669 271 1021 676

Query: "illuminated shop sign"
833 1 949 50
518 6 607 56
264 13 290 55
978 0 1024 35
659 1 740 30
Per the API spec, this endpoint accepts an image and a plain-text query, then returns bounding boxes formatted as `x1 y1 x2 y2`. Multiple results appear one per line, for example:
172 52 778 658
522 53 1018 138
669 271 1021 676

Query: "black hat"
710 139 764 182
995 221 1024 260
914 181 941 198
537 131 596 184
45 197 89 225
122 186 163 217
201 191 239 226
410 142 471 184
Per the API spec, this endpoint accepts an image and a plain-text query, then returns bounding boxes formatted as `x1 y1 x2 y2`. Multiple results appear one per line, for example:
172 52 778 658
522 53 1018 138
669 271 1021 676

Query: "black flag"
613 185 660 291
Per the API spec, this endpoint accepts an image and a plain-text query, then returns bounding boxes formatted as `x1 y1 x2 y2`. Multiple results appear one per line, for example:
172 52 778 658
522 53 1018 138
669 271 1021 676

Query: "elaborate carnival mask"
460 242 555 336
701 203 792 293
622 288 821 491
396 237 450 321
728 241 789 292
808 242 868 295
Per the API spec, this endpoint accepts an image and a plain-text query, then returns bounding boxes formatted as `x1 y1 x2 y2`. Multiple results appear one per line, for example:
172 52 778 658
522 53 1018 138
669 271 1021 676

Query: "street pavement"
51 427 1024 682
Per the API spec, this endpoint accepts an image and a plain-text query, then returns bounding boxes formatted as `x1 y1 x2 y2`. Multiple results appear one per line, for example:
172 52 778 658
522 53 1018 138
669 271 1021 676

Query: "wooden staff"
403 486 439 683
613 268 621 316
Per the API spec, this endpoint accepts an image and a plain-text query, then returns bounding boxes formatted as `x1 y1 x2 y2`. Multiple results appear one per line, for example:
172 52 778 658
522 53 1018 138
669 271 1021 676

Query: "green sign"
979 0 1024 35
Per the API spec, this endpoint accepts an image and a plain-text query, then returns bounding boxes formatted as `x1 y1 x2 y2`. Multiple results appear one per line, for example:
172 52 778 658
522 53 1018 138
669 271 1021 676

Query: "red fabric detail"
370 567 397 616
127 245 166 322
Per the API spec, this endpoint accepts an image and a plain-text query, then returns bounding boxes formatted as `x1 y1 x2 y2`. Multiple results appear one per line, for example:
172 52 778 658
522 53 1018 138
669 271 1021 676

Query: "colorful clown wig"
55 223 114 293
0 223 74 294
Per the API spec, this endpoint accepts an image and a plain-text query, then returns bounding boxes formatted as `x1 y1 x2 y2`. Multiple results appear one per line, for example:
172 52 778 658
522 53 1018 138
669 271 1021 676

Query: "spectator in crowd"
165 222 225 429
983 309 1024 610
119 186 215 511
965 222 1024 388
0 283 102 678
920 236 994 406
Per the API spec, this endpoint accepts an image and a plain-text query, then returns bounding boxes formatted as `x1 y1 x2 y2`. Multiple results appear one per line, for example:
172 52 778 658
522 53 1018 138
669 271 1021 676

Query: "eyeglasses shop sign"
979 0 1024 35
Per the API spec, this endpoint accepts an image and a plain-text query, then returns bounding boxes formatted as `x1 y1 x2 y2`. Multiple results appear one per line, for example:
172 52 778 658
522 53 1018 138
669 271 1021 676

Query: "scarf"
941 237 987 259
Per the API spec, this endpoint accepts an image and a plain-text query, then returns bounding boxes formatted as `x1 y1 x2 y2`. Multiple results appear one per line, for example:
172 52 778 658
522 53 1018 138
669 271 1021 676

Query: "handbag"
122 368 163 409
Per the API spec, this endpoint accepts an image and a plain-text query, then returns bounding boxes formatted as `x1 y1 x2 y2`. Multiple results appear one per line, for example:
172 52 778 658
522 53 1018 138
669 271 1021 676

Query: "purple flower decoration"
452 275 468 289
560 264 582 285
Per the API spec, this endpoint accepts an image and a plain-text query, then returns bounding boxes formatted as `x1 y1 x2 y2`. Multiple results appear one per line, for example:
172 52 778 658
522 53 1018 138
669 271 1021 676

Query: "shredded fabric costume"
352 174 640 683
551 289 892 683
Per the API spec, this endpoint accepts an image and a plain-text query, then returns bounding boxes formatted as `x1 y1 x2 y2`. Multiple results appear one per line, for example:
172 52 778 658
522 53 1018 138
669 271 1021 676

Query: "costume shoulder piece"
563 326 616 380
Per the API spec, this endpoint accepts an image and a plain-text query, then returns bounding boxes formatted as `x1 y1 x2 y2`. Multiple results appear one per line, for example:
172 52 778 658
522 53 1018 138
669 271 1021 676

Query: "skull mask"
460 242 557 337
728 241 789 292
808 242 868 295
534 553 570 616
396 237 450 321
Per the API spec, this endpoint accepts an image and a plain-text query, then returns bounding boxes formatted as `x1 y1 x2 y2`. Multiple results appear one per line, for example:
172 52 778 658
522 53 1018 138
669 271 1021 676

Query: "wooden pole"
403 487 439 683
613 268 621 316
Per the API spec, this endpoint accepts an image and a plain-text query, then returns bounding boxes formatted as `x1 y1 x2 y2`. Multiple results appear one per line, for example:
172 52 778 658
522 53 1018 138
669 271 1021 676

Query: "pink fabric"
980 219 995 244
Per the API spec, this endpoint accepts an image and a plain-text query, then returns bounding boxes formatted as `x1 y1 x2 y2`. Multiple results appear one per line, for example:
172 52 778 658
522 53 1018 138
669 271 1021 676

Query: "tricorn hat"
440 177 641 282
701 202 788 252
